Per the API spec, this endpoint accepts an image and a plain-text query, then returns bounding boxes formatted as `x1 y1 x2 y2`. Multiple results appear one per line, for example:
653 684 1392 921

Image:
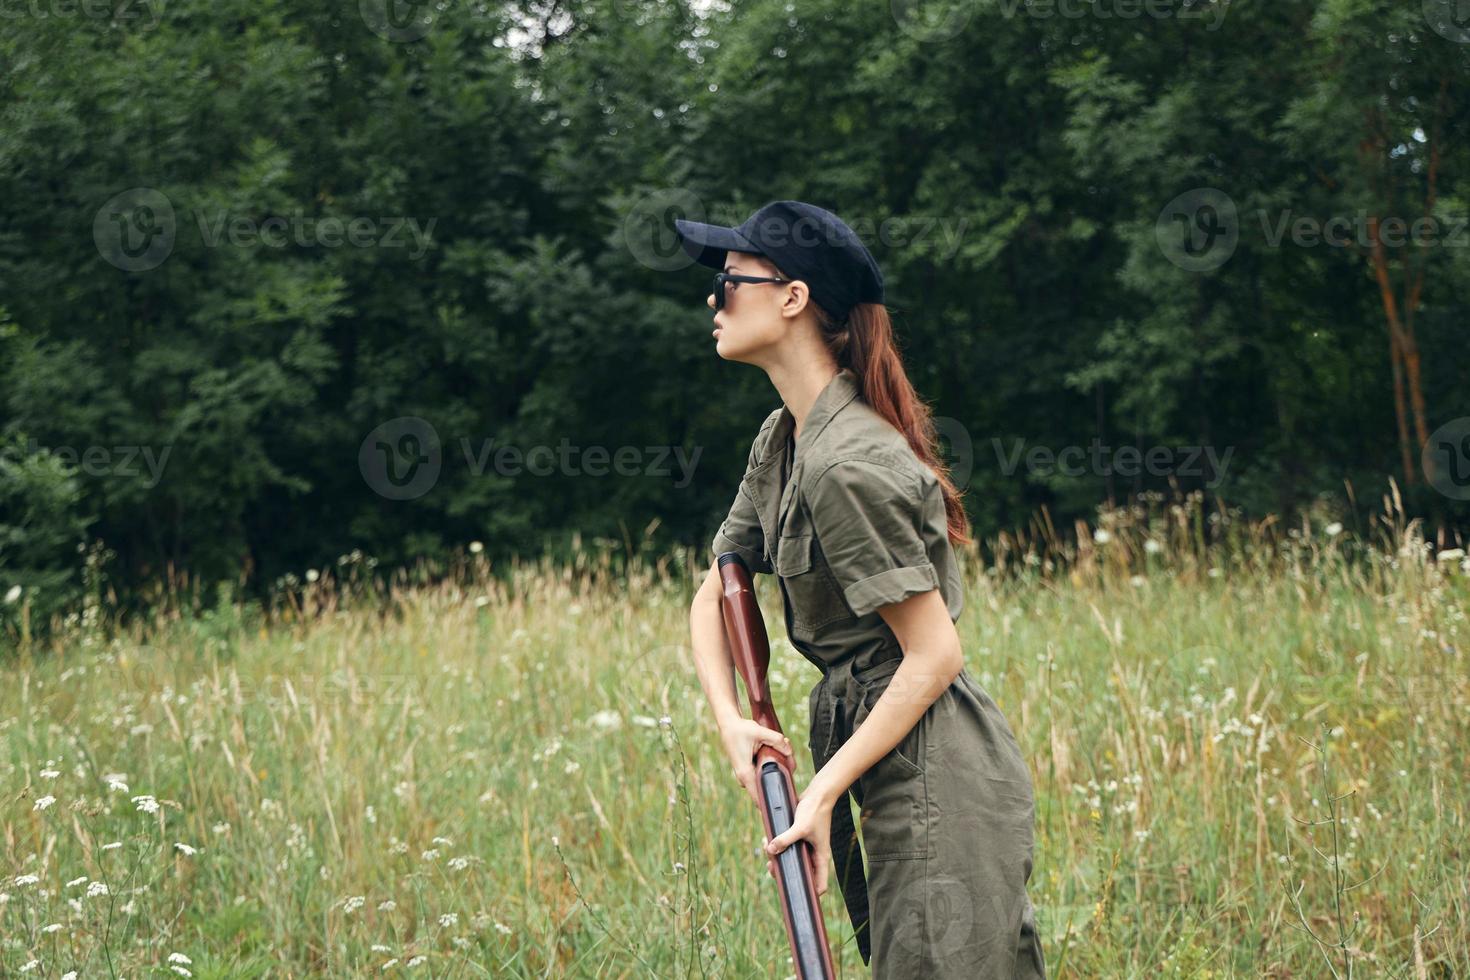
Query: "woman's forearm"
688 567 747 733
807 640 962 805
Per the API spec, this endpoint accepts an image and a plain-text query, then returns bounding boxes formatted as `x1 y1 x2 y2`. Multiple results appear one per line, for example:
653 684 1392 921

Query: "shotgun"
717 551 836 980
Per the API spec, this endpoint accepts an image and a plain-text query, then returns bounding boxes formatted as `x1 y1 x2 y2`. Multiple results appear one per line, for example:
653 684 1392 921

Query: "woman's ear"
780 279 810 319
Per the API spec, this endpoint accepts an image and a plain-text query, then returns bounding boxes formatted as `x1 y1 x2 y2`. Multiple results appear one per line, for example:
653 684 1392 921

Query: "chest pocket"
776 522 851 634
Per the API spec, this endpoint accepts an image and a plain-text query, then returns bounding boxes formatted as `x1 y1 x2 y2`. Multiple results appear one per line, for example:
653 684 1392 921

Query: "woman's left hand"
763 782 836 896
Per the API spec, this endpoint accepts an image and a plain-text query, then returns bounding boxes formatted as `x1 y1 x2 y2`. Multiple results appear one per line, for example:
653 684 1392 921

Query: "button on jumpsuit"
712 368 1047 978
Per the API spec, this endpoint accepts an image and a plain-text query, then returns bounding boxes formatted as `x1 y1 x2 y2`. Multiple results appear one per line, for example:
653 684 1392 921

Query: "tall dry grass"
1 486 1466 977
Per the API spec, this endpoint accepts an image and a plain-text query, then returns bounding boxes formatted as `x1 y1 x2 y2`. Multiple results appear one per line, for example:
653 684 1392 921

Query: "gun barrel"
717 551 836 980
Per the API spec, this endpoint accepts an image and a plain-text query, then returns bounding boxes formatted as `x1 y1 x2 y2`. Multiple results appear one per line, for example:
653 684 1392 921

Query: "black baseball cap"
673 200 884 321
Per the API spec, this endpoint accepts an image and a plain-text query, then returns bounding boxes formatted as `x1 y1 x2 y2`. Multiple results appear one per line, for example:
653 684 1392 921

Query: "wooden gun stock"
717 551 836 980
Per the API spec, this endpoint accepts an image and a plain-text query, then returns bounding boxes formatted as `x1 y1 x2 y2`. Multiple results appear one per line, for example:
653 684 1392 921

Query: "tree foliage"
1 0 1466 617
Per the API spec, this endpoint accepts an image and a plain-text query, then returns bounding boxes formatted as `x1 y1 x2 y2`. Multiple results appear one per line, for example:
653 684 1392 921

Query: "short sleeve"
806 458 939 617
710 424 775 575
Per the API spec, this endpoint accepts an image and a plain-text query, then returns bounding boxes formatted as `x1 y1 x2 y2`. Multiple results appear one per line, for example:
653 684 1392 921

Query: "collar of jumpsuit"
718 365 968 967
739 366 861 568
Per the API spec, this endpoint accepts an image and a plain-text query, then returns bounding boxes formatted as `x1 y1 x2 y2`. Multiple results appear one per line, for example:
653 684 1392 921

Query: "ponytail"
815 301 973 548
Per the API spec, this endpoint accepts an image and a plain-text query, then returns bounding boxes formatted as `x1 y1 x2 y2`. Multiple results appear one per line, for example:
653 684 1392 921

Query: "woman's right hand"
719 717 798 881
720 717 797 805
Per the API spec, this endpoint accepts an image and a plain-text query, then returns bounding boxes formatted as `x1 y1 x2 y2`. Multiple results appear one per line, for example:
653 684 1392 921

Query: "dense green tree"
1 0 1465 626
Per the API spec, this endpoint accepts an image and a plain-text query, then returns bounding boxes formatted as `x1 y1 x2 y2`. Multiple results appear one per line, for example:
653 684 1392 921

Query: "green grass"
2 492 1467 978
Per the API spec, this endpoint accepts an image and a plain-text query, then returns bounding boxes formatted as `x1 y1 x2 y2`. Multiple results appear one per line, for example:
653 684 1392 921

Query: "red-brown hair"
814 301 973 548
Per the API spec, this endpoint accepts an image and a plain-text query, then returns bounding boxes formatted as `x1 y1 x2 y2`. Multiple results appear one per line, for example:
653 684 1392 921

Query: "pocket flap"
775 533 813 576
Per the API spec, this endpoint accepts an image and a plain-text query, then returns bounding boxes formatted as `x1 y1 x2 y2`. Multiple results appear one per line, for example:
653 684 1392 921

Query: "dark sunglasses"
712 272 791 312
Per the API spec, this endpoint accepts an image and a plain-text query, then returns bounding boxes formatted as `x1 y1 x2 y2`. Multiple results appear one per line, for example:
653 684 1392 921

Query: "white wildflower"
589 709 622 731
658 715 672 728
87 881 109 897
1093 528 1112 544
42 922 63 933
469 541 484 554
39 768 60 779
631 714 658 728
494 921 512 935
1325 522 1343 537
420 849 440 862
439 912 458 928
102 841 122 851
377 899 397 912
407 956 426 968
431 836 454 847
19 960 39 974
171 967 192 978
343 895 365 914
306 568 320 583
132 795 159 814
381 960 398 971
174 842 198 856
14 874 39 887
1143 538 1162 554
34 795 56 811
448 856 471 871
66 876 88 888
168 953 192 965
4 584 21 604
1436 548 1464 563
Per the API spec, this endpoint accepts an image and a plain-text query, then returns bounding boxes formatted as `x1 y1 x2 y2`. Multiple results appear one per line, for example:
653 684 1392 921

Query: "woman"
680 201 1047 978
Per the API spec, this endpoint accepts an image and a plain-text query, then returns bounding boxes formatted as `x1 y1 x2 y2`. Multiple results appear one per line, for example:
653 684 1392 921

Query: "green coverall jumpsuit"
712 367 1047 978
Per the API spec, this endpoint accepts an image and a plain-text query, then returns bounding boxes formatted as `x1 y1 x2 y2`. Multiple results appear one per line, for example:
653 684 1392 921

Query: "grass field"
2 491 1466 978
